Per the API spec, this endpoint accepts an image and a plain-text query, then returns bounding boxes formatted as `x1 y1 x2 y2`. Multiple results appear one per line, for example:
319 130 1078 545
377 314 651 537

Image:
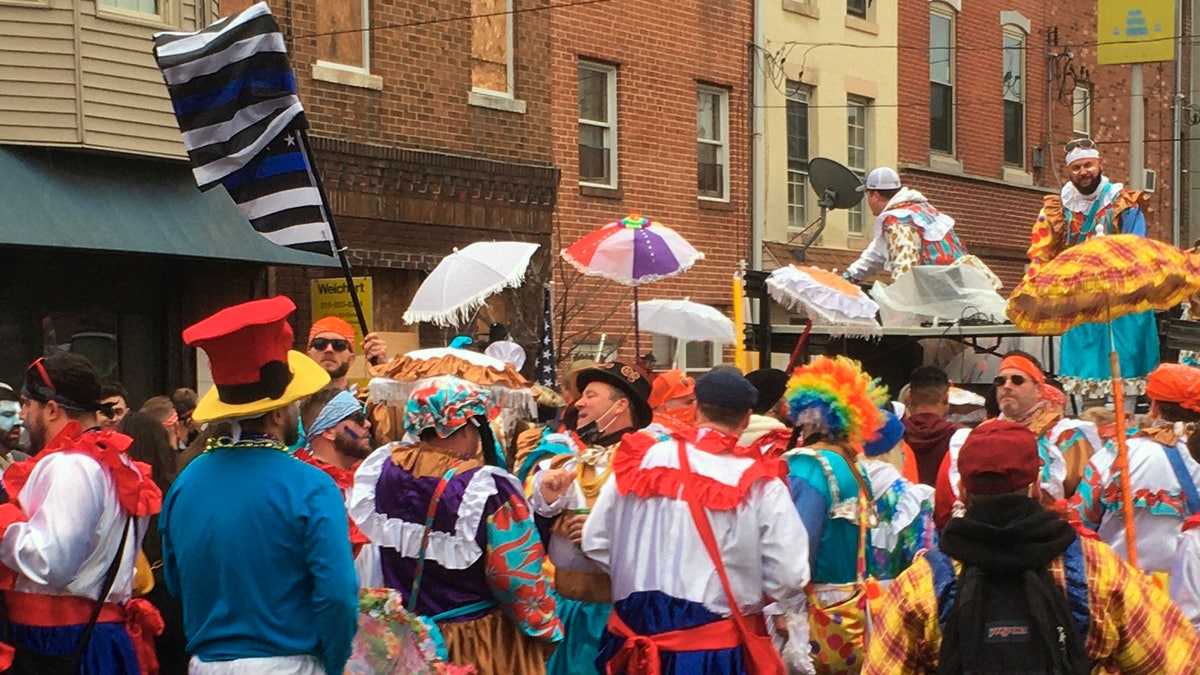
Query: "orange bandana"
1145 363 1200 413
308 316 356 348
999 355 1045 385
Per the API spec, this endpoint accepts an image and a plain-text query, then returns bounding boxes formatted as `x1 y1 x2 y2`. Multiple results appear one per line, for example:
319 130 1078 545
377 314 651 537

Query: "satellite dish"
809 157 865 209
790 157 865 262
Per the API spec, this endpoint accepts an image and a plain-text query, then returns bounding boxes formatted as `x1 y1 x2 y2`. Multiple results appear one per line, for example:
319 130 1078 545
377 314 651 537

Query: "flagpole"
297 128 370 340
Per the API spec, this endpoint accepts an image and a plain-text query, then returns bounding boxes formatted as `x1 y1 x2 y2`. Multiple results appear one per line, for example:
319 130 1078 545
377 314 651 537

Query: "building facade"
547 0 753 369
224 0 560 370
0 0 334 401
758 0 899 273
894 0 1179 289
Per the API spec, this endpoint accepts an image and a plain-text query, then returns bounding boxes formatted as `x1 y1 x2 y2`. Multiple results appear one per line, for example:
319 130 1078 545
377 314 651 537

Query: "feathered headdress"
783 356 888 445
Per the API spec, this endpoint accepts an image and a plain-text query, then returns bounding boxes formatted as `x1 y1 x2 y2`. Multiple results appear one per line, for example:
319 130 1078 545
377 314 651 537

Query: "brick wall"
219 0 562 344
1045 2 1177 244
271 0 555 167
896 0 1179 295
549 0 753 362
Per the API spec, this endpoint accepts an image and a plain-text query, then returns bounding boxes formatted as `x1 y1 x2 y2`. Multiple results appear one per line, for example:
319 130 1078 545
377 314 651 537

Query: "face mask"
656 405 697 430
578 400 621 444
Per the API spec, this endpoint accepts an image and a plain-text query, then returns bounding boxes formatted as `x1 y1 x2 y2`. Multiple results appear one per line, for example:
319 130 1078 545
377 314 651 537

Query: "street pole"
1129 63 1145 191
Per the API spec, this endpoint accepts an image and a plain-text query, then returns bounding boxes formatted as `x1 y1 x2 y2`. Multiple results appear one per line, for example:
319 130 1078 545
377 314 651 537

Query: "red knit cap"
958 420 1040 496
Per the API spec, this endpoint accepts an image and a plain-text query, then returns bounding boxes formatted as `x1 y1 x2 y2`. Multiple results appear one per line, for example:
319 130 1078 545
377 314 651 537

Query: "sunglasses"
993 374 1030 387
341 412 367 427
310 337 351 353
1065 138 1096 153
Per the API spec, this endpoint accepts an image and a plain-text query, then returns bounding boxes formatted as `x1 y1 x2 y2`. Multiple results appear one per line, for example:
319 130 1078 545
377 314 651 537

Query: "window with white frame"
578 62 618 188
651 335 719 375
1072 84 1091 138
846 96 870 235
1002 27 1025 166
471 0 513 95
698 86 729 200
99 0 171 22
786 84 811 234
315 0 371 72
929 4 955 154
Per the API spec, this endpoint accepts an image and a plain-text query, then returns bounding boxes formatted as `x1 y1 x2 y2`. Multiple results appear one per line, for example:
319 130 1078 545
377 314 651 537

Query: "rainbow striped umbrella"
562 213 704 358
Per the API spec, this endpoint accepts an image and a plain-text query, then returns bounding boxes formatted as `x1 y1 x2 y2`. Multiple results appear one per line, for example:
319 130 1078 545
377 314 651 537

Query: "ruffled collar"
4 422 161 517
1060 176 1120 214
671 426 757 458
612 429 784 510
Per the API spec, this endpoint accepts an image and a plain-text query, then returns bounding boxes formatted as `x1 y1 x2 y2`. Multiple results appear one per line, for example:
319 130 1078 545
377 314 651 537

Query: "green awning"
0 146 338 267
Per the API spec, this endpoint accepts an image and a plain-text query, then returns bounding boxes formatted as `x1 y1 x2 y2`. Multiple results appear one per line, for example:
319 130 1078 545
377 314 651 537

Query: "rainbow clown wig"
783 356 888 446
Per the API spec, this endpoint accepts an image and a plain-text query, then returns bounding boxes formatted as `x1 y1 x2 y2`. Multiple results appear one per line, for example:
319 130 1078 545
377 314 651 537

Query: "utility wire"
292 0 613 41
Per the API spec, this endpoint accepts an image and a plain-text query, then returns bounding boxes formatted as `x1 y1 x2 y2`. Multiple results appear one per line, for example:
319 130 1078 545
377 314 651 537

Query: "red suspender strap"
676 441 784 675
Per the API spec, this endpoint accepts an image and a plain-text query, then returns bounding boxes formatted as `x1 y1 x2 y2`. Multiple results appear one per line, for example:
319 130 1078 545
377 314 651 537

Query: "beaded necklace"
205 432 289 454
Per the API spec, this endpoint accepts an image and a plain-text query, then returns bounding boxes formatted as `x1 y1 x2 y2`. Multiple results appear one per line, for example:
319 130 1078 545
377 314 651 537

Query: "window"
1002 28 1025 166
651 335 719 375
786 84 811 234
1072 84 1091 138
471 0 513 95
100 0 157 12
847 0 868 18
698 86 729 200
846 96 870 235
315 0 370 71
578 62 618 188
929 6 955 154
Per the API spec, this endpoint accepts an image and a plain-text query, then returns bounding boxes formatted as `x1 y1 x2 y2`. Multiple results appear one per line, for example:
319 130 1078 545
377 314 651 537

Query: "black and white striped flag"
153 2 336 256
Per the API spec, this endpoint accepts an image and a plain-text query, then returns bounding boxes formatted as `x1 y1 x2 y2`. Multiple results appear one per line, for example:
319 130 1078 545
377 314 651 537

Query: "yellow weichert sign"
1097 0 1175 65
310 276 373 347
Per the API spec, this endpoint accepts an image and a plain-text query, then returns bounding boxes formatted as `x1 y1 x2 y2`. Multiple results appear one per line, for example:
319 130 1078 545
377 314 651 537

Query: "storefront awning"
0 146 338 267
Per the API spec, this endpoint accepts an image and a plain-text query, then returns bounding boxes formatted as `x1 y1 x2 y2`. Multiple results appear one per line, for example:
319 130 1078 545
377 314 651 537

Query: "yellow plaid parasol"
1006 234 1200 568
1007 234 1200 335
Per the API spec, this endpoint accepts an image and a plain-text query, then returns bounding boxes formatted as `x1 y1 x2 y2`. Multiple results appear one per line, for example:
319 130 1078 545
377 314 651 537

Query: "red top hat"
184 296 330 423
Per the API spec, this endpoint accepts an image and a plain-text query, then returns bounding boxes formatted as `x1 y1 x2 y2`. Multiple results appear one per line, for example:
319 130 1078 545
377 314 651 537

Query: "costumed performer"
844 167 1000 288
162 296 358 674
527 362 659 675
1026 138 1158 398
0 351 162 674
779 355 888 674
582 368 809 674
1071 363 1200 578
348 374 562 675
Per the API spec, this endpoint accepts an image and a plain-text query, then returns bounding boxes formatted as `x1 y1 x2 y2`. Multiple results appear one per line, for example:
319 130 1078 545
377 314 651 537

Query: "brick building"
893 0 1179 290
220 0 560 362
547 0 753 369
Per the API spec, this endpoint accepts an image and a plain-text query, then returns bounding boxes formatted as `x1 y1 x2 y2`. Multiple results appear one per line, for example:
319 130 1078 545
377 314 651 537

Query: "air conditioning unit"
1144 168 1157 193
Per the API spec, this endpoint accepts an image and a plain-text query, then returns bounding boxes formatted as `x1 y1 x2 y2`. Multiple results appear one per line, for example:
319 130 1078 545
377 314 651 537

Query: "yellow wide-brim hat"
184 296 333 423
193 350 330 423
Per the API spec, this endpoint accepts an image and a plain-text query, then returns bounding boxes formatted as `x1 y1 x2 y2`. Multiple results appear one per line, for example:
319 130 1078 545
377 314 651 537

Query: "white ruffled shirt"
0 453 145 602
527 441 614 575
581 430 810 616
1171 527 1200 632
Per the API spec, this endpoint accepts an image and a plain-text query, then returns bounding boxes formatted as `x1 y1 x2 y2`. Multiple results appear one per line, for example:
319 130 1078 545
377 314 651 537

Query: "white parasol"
403 241 539 327
635 298 736 344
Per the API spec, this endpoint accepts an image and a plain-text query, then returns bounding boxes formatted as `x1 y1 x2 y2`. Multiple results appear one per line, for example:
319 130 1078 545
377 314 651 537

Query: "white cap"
857 167 902 192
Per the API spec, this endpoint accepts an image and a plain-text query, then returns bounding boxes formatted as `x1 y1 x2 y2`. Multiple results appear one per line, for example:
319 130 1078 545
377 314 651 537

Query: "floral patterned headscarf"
403 375 498 438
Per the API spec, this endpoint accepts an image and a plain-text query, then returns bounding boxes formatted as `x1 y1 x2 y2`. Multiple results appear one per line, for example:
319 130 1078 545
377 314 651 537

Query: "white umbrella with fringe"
403 241 539 328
